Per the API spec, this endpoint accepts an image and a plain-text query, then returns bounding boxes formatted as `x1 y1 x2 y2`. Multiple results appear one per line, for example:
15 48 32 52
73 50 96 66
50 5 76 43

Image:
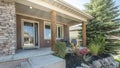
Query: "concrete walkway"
0 48 66 68
0 48 53 62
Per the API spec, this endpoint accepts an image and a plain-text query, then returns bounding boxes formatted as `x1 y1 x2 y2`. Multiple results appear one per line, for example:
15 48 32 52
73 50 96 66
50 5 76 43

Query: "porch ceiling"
15 0 93 25
15 3 81 26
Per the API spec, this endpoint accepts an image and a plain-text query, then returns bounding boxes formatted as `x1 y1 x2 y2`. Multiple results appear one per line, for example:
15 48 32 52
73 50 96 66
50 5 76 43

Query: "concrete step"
21 61 32 68
15 66 21 68
14 48 54 61
28 55 66 68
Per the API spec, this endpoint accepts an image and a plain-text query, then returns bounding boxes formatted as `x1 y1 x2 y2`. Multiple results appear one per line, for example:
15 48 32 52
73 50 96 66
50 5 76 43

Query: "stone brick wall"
0 1 16 56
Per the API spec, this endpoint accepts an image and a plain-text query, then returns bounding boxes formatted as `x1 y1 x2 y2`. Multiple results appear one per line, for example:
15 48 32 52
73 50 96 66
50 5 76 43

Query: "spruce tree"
85 0 120 54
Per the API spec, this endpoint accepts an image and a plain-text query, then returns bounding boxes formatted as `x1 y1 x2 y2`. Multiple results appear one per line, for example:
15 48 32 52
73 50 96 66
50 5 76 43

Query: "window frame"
44 21 51 39
21 19 40 48
44 21 64 39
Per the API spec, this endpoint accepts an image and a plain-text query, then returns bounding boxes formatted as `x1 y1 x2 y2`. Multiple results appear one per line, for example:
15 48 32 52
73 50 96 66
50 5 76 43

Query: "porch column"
82 21 86 46
0 0 16 56
51 10 57 51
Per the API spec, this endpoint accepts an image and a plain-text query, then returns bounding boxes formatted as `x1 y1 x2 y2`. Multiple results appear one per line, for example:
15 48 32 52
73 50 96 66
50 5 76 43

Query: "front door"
22 20 39 49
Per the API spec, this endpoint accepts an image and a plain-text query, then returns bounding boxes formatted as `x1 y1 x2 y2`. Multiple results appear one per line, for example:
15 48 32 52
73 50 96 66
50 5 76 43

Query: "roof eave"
56 0 94 20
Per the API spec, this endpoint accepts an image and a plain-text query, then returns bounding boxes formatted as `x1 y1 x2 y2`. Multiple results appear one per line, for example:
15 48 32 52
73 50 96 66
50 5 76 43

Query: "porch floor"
0 47 53 63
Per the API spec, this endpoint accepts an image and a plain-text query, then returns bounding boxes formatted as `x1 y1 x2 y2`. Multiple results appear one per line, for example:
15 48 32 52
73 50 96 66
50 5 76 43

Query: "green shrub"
94 34 106 54
83 54 92 63
88 34 106 55
89 43 100 56
55 42 66 58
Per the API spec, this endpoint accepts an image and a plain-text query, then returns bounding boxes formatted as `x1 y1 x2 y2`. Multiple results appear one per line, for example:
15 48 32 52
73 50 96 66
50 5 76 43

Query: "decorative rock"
92 60 102 68
112 61 119 68
76 67 84 68
92 57 119 68
79 56 119 68
81 63 90 68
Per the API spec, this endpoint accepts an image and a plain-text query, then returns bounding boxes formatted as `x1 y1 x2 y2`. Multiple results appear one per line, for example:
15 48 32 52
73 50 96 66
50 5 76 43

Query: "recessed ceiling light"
29 6 33 9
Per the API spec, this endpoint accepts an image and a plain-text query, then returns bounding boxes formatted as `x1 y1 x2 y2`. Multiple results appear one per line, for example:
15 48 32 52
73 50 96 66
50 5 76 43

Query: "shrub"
77 48 90 56
69 43 79 54
55 42 66 58
88 34 106 55
94 34 106 54
83 54 92 63
89 43 100 56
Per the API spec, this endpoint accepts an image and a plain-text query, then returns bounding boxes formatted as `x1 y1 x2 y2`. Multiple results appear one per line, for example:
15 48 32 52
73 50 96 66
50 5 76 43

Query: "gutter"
55 0 94 20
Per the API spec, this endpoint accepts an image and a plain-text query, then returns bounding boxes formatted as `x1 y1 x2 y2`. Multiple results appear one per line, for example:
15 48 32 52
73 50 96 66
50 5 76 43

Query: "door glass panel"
24 22 34 47
23 22 38 48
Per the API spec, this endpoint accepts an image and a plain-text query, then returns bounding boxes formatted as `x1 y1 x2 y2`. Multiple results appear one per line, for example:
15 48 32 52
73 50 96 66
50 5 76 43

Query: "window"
44 21 51 39
44 21 64 39
57 25 63 38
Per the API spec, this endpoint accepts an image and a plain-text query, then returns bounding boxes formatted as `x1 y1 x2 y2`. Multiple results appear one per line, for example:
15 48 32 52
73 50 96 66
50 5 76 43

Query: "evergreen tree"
85 0 120 54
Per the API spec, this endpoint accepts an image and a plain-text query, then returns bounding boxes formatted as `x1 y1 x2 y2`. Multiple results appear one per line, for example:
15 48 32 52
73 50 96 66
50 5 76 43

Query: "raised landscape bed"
65 53 119 68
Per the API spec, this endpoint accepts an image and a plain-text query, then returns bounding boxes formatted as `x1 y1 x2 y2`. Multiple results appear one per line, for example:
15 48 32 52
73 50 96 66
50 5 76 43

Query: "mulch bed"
65 53 111 68
65 53 81 68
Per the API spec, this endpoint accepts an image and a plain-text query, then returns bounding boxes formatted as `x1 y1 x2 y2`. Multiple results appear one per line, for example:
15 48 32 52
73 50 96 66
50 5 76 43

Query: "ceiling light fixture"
29 6 33 9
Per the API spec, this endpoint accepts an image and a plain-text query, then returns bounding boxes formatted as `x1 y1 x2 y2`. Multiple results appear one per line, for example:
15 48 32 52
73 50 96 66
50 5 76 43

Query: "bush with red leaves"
77 48 90 56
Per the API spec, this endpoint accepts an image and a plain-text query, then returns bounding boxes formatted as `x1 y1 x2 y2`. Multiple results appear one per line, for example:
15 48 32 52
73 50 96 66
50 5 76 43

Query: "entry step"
29 55 66 68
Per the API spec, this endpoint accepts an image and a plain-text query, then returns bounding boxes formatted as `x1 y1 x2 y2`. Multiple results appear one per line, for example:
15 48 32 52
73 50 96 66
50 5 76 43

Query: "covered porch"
15 0 93 51
0 0 93 56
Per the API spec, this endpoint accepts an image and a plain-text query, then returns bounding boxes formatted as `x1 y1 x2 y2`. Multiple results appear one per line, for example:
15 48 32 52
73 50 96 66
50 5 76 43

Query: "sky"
64 0 120 10
64 0 90 10
64 0 120 18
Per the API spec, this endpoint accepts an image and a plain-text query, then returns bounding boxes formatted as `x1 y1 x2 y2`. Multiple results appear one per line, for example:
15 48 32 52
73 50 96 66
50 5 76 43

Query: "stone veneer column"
0 0 16 56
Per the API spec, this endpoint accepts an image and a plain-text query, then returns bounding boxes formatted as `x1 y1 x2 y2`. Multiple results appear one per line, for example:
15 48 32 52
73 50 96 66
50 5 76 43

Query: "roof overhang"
1 0 15 2
15 0 93 23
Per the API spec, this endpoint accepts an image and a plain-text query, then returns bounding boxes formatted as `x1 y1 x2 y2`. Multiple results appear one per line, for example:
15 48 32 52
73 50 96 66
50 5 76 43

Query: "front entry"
22 20 39 49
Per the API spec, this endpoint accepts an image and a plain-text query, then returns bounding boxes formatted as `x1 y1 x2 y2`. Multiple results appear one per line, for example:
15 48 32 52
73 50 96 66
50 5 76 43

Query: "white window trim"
44 21 51 39
44 21 64 40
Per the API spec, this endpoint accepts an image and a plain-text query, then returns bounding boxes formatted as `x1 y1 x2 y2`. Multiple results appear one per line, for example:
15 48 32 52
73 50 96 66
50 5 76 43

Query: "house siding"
16 14 69 49
0 1 16 56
